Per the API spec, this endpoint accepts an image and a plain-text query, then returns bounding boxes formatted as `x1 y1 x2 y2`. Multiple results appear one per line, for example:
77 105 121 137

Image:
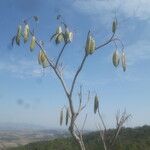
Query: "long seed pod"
94 95 99 114
68 32 73 42
121 51 126 72
55 33 64 44
16 25 22 46
64 28 71 43
90 37 96 54
85 35 92 55
66 108 69 126
60 108 63 126
55 26 64 44
112 20 116 33
38 51 42 65
24 24 30 43
30 36 36 52
38 50 49 68
112 50 120 67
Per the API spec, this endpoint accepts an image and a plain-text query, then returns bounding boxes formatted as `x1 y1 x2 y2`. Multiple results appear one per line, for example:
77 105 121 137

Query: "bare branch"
81 114 87 133
97 124 107 150
77 86 83 114
28 30 70 98
98 107 107 131
95 33 115 51
55 43 67 68
70 53 87 97
110 111 131 147
112 37 124 50
77 91 90 115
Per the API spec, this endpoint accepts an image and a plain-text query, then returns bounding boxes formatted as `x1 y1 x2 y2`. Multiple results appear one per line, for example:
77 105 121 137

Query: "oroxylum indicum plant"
12 15 130 150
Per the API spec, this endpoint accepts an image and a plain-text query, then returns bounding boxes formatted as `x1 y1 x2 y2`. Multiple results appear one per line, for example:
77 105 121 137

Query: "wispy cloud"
126 40 150 66
73 0 150 21
0 57 45 78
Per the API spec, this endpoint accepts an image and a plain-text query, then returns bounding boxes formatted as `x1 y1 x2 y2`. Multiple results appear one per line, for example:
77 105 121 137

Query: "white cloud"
73 0 150 21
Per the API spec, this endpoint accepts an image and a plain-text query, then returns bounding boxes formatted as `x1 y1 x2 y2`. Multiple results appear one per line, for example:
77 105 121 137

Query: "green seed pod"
94 95 99 114
85 35 92 55
85 35 95 55
64 28 71 43
112 50 120 67
89 37 96 54
16 25 22 46
38 50 42 65
40 51 46 63
66 108 69 126
121 51 126 72
68 32 73 42
60 109 63 126
30 36 36 52
38 50 49 68
112 20 116 33
55 33 64 44
53 26 64 44
24 24 30 43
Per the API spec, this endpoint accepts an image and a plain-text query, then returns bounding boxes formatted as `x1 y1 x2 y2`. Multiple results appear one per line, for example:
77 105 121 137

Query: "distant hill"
8 125 150 150
0 123 69 149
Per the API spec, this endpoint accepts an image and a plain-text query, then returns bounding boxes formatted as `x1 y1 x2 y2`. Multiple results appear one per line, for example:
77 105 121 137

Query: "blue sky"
0 0 150 130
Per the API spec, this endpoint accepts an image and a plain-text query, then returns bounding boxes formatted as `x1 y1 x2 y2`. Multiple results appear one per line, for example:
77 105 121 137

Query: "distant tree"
12 15 130 150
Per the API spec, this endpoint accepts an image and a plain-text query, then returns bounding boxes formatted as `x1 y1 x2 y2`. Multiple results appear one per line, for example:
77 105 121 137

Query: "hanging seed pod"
85 35 92 54
38 50 49 68
121 51 126 72
24 24 30 43
60 109 63 126
68 32 73 42
94 95 99 114
112 20 116 33
85 34 95 55
16 25 22 46
112 50 120 67
64 28 71 43
89 37 96 54
54 26 64 44
66 108 69 126
40 51 46 63
38 51 42 65
55 34 64 44
30 36 36 52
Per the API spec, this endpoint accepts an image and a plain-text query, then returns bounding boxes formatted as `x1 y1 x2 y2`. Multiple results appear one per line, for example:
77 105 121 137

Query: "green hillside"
8 125 150 150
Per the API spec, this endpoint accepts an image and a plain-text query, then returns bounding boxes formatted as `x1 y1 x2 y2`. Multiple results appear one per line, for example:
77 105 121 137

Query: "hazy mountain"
8 125 150 150
0 123 69 149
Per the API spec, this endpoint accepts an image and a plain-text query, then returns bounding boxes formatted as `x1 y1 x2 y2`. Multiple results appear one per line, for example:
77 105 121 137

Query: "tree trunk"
69 115 86 150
